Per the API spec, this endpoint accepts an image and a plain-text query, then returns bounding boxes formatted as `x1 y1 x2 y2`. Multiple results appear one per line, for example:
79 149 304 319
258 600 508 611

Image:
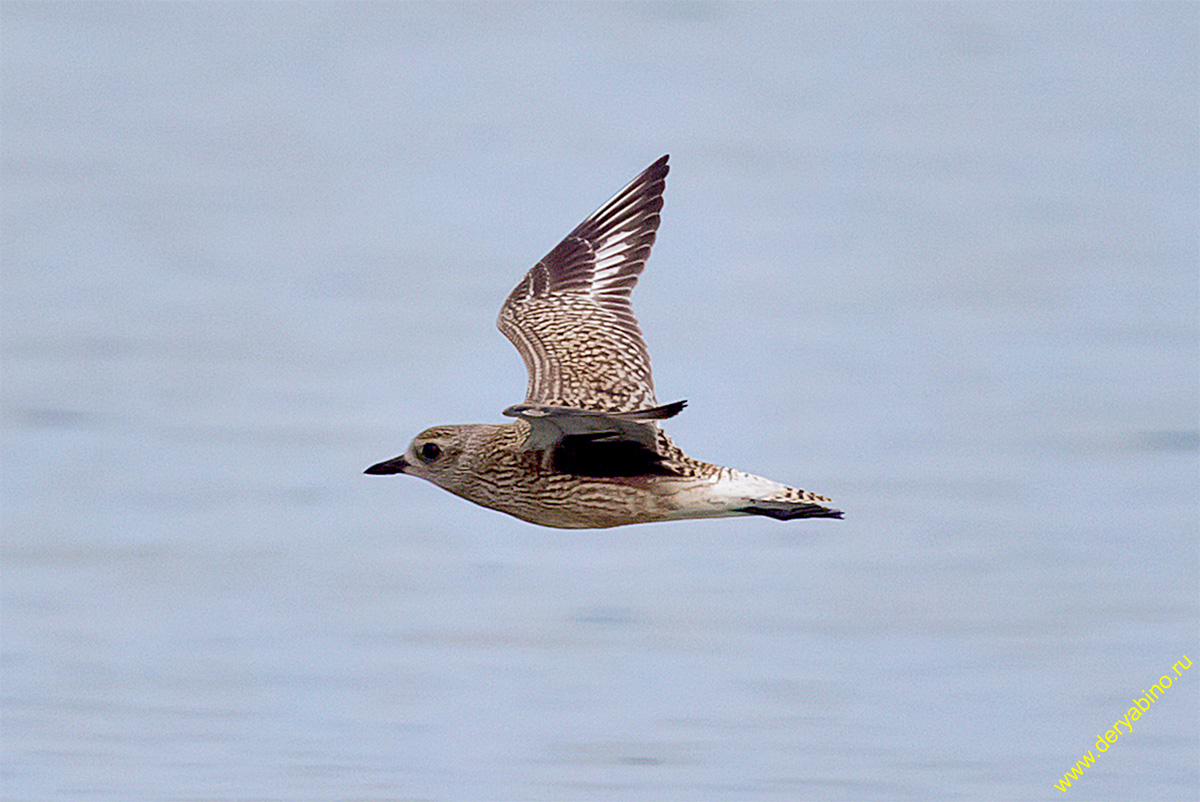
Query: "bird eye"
419 442 441 461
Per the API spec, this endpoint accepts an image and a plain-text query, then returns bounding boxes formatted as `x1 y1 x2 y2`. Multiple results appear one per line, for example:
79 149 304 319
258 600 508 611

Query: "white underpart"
662 469 792 521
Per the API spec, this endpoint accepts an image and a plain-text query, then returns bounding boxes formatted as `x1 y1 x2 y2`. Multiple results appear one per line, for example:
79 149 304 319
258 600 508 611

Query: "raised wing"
497 155 669 413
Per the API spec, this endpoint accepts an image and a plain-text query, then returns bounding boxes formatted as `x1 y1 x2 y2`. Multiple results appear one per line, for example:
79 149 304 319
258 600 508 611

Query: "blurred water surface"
2 3 1197 800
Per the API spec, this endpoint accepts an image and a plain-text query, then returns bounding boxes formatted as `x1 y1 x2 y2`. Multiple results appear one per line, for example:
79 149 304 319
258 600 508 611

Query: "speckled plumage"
366 156 842 528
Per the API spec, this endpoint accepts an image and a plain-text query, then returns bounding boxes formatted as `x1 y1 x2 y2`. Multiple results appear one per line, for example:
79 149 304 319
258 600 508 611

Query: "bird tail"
653 434 842 523
685 469 843 521
721 475 843 520
732 499 844 520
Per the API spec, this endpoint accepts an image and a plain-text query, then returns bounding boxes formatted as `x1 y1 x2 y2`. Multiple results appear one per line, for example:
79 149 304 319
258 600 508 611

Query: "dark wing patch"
552 433 679 478
497 156 670 413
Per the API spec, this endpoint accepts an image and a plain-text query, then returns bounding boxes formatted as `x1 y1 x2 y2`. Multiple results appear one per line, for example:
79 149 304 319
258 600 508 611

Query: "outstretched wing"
497 155 669 413
502 399 686 451
502 401 687 478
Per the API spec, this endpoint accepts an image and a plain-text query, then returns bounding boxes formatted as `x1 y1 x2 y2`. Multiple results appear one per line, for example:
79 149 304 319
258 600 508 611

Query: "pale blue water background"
3 3 1197 800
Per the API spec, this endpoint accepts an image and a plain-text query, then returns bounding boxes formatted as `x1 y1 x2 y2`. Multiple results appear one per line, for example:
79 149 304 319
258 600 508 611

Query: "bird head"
364 425 470 487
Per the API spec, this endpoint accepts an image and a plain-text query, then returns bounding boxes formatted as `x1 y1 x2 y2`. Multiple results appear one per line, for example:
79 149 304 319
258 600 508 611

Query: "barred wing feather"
497 155 669 413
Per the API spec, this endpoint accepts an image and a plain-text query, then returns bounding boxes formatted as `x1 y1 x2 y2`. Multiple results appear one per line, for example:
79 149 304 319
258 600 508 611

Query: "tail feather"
733 500 844 520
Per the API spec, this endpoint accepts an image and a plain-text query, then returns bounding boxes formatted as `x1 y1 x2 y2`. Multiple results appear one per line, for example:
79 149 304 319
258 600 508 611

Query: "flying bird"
366 156 842 528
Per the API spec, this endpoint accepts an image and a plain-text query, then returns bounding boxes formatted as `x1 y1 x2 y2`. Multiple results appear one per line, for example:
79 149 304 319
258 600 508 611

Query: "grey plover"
366 156 842 528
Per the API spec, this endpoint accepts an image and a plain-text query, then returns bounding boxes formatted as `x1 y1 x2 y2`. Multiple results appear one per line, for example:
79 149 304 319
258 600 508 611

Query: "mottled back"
497 155 669 413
